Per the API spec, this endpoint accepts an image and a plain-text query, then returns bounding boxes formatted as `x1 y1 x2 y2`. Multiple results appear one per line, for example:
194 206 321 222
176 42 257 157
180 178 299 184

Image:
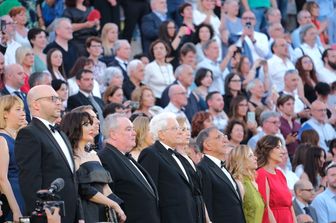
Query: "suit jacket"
293 198 318 223
138 141 198 223
197 156 246 223
14 118 78 223
1 87 31 122
67 91 104 113
107 58 129 83
98 143 160 223
141 12 164 55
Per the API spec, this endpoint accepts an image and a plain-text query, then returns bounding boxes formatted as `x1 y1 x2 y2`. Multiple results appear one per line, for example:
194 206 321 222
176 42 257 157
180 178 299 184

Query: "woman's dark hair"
149 39 171 61
46 48 66 80
159 20 177 42
229 95 247 119
255 135 281 168
194 67 213 87
27 28 48 47
292 143 312 171
60 111 93 150
315 82 331 96
224 73 242 96
300 129 319 145
237 56 250 75
69 57 94 79
103 85 122 104
103 102 124 118
224 119 246 141
295 55 318 87
191 111 212 138
303 1 319 16
193 23 214 44
51 79 68 91
65 0 90 7
303 146 326 187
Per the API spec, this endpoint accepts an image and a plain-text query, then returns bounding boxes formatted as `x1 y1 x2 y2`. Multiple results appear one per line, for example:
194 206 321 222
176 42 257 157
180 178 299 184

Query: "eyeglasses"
242 17 255 20
163 126 180 131
35 96 61 103
90 44 102 48
175 92 187 96
266 120 280 125
230 79 241 82
313 109 327 112
301 188 314 192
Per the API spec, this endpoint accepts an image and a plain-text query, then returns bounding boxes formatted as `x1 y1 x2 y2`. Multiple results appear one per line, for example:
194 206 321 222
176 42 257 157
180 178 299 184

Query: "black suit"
1 87 31 122
14 118 78 222
107 58 129 84
292 198 318 223
197 156 246 223
138 141 198 223
141 12 164 56
98 143 160 223
67 91 104 113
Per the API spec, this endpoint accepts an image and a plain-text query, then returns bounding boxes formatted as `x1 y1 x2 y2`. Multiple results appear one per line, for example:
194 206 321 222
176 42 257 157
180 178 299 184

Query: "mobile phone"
247 112 255 123
291 131 298 136
185 27 191 35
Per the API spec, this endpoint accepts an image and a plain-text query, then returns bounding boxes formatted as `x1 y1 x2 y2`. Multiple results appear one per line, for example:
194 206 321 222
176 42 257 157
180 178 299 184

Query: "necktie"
303 206 311 215
13 91 23 100
88 95 104 123
49 124 59 133
220 160 226 169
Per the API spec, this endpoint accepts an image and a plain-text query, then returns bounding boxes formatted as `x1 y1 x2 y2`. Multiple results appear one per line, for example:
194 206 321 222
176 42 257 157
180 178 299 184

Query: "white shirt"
35 117 74 172
278 167 299 191
267 54 295 92
294 43 324 72
163 102 190 128
4 39 21 66
193 9 221 37
317 66 336 84
67 77 101 98
282 90 305 113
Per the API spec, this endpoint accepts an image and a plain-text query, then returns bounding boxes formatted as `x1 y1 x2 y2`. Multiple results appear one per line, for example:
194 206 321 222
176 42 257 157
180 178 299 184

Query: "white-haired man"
122 59 145 100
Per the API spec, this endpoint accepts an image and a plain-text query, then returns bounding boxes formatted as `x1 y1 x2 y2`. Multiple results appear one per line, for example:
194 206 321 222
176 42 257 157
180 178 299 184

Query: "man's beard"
328 61 336 70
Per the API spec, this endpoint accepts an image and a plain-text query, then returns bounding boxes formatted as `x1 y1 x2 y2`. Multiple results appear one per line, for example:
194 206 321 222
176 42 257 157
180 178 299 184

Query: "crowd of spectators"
0 0 336 223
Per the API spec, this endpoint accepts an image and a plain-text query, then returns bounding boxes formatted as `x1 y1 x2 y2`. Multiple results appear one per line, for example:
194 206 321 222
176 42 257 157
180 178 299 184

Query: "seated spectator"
192 67 213 103
51 79 68 114
104 66 124 89
295 55 318 103
36 0 64 29
134 53 150 66
123 59 145 100
292 143 311 174
292 180 318 223
46 48 66 80
103 85 124 105
1 15 21 66
108 39 131 82
186 138 203 165
246 79 269 112
314 82 333 120
15 46 34 93
206 91 229 132
100 23 118 65
191 111 213 138
311 163 336 223
223 73 244 114
329 139 336 164
130 86 156 120
178 42 197 69
299 100 336 152
130 116 153 161
27 28 48 73
141 0 168 55
9 6 29 47
179 3 195 44
300 129 320 145
318 48 336 84
261 8 282 37
222 0 242 35
28 71 52 87
143 39 174 105
193 23 214 62
224 119 246 147
291 10 314 48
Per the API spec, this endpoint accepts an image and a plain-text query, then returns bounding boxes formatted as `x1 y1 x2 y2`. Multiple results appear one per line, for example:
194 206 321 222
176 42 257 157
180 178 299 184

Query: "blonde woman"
101 23 119 65
15 46 35 93
130 116 153 161
0 95 26 222
227 145 265 223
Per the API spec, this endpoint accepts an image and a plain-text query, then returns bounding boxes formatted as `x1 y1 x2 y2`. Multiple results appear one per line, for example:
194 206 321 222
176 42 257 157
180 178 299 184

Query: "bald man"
15 85 79 223
299 100 336 152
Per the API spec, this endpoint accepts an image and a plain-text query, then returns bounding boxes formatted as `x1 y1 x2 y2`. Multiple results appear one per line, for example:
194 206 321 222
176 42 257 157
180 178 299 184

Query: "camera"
19 178 65 223
245 22 252 29
0 20 6 33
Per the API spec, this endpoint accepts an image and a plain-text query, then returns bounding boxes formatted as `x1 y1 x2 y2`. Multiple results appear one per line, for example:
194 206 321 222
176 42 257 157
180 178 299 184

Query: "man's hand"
45 207 61 223
297 214 313 223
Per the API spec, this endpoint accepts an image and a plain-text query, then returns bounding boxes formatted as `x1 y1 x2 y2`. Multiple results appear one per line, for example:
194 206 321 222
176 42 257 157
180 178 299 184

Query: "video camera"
19 178 65 223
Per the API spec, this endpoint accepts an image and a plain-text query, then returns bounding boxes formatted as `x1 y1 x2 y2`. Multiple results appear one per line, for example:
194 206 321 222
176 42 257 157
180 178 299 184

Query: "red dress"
256 168 294 223
20 73 30 94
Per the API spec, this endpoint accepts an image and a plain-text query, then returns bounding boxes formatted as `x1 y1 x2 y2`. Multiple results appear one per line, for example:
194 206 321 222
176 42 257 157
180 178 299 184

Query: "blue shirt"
311 188 336 223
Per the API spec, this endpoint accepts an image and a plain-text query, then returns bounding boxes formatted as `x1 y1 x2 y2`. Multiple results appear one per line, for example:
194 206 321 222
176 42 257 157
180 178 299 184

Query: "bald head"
4 64 25 89
294 179 315 203
168 85 188 108
310 100 327 123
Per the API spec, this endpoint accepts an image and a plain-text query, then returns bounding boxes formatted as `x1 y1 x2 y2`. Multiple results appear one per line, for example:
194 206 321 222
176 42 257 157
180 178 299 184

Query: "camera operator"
0 15 21 65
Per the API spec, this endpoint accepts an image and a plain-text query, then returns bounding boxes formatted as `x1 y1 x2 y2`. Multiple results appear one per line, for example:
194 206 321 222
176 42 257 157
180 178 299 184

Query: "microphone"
48 178 65 193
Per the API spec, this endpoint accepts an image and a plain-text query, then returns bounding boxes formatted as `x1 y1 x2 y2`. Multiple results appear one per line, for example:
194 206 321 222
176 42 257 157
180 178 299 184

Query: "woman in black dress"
60 112 126 223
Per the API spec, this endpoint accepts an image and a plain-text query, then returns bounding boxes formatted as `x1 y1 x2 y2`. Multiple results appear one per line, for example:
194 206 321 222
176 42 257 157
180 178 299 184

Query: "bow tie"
168 148 180 157
220 160 226 169
125 152 133 159
49 124 59 133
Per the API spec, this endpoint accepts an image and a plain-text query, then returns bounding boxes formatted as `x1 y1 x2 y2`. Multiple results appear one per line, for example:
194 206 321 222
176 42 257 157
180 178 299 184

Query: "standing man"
14 85 78 223
196 127 245 223
98 114 160 222
138 112 199 222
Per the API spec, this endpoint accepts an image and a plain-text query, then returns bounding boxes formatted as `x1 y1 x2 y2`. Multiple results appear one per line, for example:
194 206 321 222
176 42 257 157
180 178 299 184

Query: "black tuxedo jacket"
98 143 160 223
1 87 31 122
67 91 104 112
197 156 246 223
138 141 198 223
141 12 163 55
14 118 78 223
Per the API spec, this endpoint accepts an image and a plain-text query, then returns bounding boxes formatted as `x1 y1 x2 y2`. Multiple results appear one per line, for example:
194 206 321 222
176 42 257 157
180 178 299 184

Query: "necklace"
156 61 172 85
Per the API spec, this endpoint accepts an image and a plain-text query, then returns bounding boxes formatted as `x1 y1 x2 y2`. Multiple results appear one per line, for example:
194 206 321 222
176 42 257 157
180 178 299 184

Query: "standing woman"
46 48 66 81
28 28 48 73
15 46 34 93
0 95 26 222
60 112 126 223
227 145 265 223
100 23 119 65
255 135 296 223
143 40 174 106
9 7 30 47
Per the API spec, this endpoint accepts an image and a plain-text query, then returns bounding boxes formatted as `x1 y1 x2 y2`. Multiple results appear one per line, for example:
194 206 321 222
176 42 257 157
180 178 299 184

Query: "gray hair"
54 17 71 31
246 79 262 93
196 127 217 152
149 112 176 141
102 113 127 138
174 64 191 79
202 39 217 53
113 39 129 54
297 10 310 21
104 66 124 86
28 72 51 87
127 59 142 77
284 69 299 78
260 111 280 126
299 23 315 43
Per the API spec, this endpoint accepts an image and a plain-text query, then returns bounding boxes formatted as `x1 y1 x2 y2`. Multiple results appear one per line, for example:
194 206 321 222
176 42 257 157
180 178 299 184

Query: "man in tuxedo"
67 69 104 124
98 114 160 223
108 39 131 81
1 64 31 122
14 85 79 223
138 112 199 222
293 180 318 223
196 127 245 223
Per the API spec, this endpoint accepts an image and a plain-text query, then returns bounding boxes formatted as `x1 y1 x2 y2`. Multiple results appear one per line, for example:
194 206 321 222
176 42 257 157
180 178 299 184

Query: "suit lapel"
32 118 74 174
